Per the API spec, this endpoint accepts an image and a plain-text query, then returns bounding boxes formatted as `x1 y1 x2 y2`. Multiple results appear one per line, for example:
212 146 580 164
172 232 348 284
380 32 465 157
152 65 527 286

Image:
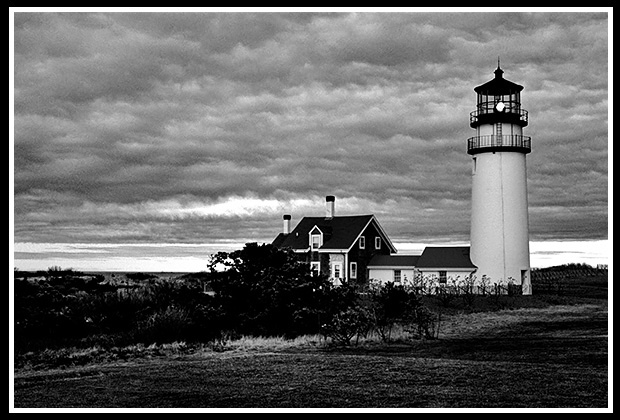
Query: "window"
310 262 320 277
375 237 381 250
332 263 342 279
439 271 447 284
311 234 321 250
350 262 357 279
393 270 401 283
359 236 365 249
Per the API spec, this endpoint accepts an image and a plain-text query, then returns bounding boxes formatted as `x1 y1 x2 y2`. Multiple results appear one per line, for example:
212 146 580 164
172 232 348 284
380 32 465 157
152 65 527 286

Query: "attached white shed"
415 246 477 285
367 254 420 285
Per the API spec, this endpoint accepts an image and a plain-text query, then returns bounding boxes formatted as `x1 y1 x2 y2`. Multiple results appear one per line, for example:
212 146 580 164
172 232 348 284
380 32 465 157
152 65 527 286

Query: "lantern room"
467 63 531 155
469 65 529 129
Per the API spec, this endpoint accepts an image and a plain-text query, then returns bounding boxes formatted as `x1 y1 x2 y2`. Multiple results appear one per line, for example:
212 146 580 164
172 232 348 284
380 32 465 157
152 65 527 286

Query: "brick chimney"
282 214 291 235
325 195 335 219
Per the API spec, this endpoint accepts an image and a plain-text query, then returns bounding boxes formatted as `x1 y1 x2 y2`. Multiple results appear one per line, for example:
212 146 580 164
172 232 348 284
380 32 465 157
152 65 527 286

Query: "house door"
331 262 343 284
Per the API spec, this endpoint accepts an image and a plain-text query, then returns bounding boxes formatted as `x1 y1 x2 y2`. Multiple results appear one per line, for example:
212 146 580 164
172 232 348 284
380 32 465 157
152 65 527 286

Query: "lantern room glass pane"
477 92 521 116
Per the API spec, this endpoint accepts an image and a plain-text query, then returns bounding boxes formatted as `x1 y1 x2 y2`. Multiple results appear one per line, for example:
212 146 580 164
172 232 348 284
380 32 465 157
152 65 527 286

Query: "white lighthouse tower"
468 62 532 294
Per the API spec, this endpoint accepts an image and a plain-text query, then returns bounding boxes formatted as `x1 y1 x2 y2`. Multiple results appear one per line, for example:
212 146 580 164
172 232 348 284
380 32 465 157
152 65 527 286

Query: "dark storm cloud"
12 10 609 247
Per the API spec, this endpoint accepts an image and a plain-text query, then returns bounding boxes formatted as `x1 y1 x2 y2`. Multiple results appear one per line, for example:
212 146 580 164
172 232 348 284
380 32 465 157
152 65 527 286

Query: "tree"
207 242 331 337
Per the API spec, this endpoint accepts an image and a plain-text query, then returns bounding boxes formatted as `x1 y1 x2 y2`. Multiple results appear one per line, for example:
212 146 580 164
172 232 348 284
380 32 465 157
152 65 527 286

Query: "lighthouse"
468 62 532 295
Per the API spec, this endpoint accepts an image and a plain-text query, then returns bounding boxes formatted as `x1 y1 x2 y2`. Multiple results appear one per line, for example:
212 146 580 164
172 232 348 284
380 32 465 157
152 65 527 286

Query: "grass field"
12 300 609 409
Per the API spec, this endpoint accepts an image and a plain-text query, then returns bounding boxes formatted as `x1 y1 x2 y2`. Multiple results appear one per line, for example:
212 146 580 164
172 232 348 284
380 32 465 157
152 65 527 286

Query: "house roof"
367 254 420 268
273 215 396 253
416 246 477 269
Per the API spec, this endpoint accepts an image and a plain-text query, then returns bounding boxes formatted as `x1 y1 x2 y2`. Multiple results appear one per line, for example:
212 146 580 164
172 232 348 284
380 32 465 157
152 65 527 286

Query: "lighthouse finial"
494 57 504 78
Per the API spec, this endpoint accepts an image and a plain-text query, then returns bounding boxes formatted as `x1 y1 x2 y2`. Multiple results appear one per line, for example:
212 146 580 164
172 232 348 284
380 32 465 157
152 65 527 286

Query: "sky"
10 8 611 272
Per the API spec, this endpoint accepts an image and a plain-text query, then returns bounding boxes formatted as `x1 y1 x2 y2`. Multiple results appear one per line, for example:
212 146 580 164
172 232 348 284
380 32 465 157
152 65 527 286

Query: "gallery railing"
467 134 531 154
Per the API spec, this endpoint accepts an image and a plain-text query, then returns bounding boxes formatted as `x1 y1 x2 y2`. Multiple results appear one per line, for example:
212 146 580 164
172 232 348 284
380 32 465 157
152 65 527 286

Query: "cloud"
12 10 609 253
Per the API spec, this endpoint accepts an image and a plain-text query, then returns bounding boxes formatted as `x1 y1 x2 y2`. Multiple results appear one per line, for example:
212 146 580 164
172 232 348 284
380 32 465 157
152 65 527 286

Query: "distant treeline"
531 263 607 298
14 267 86 280
532 262 607 273
13 269 160 283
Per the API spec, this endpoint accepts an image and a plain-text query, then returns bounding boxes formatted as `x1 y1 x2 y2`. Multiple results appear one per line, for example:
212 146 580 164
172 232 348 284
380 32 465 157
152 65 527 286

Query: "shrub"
321 307 373 346
135 305 192 345
405 306 440 340
126 272 158 282
435 286 457 308
366 281 416 342
319 281 439 345
14 275 219 351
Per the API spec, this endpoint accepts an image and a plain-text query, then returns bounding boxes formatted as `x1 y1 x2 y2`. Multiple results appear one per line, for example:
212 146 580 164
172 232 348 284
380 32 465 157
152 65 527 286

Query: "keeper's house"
273 196 476 285
272 196 396 284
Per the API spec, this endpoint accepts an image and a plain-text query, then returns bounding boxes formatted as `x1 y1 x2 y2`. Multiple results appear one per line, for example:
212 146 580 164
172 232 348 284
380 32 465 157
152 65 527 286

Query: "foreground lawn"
11 352 607 408
12 303 608 409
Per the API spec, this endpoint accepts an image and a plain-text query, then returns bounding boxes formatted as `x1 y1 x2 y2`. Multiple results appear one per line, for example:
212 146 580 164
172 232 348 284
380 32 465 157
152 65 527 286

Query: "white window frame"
310 261 320 277
359 236 365 249
350 262 357 279
393 269 401 283
439 271 447 284
375 237 381 250
311 234 321 250
331 262 343 280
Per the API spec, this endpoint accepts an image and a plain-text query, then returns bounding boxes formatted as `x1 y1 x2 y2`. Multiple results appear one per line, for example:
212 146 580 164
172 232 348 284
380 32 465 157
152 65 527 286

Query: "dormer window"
309 226 323 250
311 234 321 250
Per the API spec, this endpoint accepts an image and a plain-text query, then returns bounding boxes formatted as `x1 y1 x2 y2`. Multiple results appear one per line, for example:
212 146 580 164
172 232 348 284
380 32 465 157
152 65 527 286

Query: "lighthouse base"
470 267 532 295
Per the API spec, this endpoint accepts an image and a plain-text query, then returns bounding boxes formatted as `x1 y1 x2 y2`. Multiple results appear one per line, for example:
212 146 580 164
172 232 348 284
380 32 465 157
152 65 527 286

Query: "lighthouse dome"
474 64 524 96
